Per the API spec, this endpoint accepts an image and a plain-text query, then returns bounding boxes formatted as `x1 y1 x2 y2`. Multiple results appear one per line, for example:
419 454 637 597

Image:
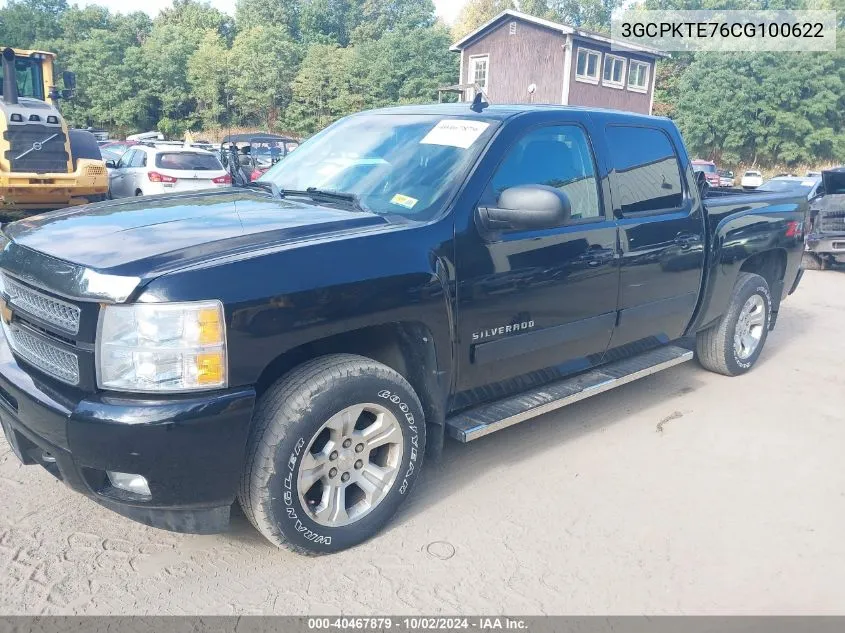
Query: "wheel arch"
254 321 449 460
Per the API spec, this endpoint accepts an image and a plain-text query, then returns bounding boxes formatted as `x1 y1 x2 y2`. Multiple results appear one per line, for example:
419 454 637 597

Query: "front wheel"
239 354 425 554
696 272 771 376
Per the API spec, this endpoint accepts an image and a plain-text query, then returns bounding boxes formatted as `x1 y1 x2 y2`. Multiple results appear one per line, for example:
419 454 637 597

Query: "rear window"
605 125 684 214
155 152 223 171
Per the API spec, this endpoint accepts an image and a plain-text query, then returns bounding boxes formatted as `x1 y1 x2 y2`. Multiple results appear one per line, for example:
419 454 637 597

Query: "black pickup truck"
0 105 806 554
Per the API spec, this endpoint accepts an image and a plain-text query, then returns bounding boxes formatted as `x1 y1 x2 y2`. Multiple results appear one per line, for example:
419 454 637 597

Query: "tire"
68 129 102 169
696 272 771 377
239 354 426 554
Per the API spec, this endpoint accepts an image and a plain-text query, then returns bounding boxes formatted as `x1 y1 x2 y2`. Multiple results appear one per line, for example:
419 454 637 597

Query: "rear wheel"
696 272 771 376
239 354 425 554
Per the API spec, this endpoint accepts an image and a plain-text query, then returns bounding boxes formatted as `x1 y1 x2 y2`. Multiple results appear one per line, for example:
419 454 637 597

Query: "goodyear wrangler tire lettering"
239 354 426 553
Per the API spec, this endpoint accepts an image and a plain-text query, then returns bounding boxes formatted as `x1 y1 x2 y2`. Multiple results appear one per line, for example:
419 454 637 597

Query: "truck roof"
362 103 671 123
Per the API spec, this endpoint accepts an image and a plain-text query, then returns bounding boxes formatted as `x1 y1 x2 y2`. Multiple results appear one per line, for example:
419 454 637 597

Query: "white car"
107 145 231 198
741 170 763 189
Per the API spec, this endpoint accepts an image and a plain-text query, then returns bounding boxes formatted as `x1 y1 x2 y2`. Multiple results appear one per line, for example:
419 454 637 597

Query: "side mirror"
62 70 76 90
105 159 117 169
477 185 571 235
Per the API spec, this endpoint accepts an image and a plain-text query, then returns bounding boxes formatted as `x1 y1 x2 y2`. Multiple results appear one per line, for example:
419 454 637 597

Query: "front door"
109 149 134 198
601 123 705 355
454 122 619 411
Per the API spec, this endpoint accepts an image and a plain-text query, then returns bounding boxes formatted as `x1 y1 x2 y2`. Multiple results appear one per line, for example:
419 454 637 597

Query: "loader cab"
0 49 55 104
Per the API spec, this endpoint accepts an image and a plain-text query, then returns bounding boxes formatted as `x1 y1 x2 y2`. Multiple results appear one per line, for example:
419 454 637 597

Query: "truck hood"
3 188 389 278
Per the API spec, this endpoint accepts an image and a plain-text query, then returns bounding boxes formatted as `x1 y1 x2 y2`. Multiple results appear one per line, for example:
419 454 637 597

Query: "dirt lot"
1 270 843 615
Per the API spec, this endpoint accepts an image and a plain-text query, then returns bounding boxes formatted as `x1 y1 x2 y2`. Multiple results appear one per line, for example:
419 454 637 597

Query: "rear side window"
605 126 684 214
155 152 223 171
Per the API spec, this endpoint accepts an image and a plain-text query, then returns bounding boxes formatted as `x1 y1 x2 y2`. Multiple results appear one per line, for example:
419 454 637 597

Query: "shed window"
470 55 489 93
602 54 626 89
575 48 601 84
628 60 650 93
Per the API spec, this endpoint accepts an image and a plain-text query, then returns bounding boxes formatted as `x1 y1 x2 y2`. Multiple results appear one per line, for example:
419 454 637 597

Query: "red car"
692 159 720 187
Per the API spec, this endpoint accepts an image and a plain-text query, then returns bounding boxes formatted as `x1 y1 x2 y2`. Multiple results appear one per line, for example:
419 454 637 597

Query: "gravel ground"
1 270 843 615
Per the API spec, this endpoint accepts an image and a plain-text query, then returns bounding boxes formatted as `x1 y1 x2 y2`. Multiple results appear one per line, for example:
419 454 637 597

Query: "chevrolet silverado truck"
0 105 807 554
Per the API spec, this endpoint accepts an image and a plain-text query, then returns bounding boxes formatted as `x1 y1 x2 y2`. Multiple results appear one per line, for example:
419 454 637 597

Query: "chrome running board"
446 345 694 442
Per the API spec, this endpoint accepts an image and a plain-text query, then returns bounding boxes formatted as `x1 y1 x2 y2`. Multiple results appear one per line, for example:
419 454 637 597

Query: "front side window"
605 125 684 214
576 48 601 83
117 150 134 169
488 125 601 221
261 113 499 220
603 54 626 88
0 56 44 100
628 60 650 92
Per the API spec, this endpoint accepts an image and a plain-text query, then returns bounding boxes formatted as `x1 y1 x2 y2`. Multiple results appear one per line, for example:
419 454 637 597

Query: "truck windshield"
259 113 499 219
0 55 44 101
694 163 717 174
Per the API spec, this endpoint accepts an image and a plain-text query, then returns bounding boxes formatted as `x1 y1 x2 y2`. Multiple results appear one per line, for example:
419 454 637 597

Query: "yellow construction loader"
1 46 107 211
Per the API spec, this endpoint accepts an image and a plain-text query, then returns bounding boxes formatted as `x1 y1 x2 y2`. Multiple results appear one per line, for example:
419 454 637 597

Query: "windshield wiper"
243 180 281 198
280 188 369 213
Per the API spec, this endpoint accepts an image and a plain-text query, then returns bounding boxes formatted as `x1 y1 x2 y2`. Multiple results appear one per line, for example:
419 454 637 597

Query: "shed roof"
450 9 668 58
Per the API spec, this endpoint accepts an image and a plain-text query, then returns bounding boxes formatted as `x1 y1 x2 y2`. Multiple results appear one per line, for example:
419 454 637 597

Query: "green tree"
286 42 354 133
352 0 437 41
452 0 515 40
228 26 301 128
188 30 229 131
0 0 68 47
235 0 300 36
156 0 234 43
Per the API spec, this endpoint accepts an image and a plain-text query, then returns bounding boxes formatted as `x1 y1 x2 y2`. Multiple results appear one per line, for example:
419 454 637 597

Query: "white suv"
107 145 231 198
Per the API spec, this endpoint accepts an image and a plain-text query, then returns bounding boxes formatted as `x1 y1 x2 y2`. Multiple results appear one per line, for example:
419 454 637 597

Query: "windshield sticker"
421 120 490 149
391 194 419 209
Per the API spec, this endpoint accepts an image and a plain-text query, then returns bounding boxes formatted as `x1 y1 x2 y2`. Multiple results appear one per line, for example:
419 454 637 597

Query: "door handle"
674 234 698 250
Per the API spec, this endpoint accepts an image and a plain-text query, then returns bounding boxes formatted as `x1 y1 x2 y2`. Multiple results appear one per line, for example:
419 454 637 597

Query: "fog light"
107 471 151 497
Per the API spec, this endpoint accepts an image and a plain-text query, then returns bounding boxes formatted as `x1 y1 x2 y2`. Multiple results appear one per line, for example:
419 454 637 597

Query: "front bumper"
0 335 256 534
806 232 845 259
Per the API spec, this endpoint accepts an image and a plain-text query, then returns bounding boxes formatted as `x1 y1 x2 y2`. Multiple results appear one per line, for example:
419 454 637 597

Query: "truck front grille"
5 322 80 386
2 124 69 174
3 274 81 335
819 211 845 233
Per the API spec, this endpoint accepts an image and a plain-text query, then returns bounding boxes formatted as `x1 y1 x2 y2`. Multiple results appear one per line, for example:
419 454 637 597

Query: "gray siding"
461 19 565 105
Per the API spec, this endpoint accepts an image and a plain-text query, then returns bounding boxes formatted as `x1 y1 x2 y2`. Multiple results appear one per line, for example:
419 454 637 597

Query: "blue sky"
0 0 469 23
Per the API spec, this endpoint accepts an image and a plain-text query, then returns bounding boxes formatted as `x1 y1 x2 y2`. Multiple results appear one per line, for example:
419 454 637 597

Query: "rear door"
128 148 148 194
601 122 705 355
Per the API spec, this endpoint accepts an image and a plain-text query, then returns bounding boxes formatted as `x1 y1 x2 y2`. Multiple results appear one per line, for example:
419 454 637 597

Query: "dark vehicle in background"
718 169 735 187
805 167 845 270
692 159 720 186
0 105 807 555
758 175 823 200
220 133 299 183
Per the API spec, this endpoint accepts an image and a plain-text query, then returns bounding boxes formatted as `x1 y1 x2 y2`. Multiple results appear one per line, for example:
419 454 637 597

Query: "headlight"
96 300 227 393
